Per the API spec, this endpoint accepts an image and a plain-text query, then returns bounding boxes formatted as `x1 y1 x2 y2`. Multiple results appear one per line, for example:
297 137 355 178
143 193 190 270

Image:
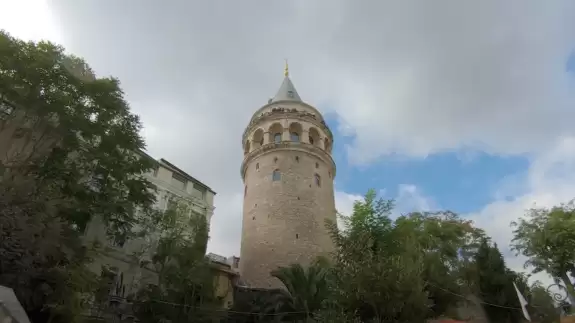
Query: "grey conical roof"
271 76 302 103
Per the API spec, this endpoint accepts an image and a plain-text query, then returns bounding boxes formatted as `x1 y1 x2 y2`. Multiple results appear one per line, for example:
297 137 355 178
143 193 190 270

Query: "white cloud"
467 136 575 286
394 184 437 216
334 190 363 217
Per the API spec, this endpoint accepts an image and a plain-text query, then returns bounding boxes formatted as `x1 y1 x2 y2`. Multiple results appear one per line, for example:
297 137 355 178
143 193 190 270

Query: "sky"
2 0 575 289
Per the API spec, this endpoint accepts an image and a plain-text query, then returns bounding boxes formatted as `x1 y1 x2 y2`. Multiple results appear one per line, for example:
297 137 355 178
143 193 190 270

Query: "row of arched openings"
244 122 332 154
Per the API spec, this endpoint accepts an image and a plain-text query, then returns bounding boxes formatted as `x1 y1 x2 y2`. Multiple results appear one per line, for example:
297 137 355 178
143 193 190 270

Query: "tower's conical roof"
271 61 301 103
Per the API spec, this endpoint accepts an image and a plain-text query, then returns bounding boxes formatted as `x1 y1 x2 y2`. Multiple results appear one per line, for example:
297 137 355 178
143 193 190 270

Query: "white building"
82 152 216 299
145 157 216 225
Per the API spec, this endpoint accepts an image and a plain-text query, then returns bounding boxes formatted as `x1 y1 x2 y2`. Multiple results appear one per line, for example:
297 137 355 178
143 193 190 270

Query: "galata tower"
240 63 337 289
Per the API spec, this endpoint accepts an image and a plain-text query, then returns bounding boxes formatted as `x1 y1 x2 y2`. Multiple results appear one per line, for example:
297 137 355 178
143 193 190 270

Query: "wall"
83 158 216 298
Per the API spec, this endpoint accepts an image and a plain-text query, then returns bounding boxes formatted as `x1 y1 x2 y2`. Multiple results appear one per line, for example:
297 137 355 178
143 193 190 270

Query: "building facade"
239 65 337 289
83 155 216 297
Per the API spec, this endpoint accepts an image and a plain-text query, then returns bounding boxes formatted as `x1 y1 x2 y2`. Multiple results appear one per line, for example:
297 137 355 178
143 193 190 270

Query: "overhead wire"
113 279 564 318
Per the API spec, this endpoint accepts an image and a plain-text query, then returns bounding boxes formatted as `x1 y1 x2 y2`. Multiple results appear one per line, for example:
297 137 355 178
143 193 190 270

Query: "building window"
171 172 187 190
274 133 282 143
290 132 300 142
295 156 299 162
309 136 314 145
272 169 281 181
259 138 264 146
274 157 278 163
256 163 259 170
315 162 319 169
193 183 206 199
287 90 294 98
315 174 321 187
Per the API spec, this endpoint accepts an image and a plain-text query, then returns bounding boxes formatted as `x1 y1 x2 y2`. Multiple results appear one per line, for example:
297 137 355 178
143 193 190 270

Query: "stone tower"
240 64 337 289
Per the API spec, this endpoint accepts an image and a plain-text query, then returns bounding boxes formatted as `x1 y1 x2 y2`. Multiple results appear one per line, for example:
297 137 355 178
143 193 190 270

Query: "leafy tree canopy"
133 199 220 323
511 201 575 290
0 30 157 236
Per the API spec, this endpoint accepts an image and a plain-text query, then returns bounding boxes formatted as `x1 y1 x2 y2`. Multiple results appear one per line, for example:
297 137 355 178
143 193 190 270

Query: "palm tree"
270 260 330 322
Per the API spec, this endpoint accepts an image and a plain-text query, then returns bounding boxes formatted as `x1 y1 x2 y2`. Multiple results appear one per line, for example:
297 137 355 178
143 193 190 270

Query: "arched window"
290 132 300 142
309 128 320 147
272 169 281 181
274 133 282 143
315 174 321 187
252 128 264 148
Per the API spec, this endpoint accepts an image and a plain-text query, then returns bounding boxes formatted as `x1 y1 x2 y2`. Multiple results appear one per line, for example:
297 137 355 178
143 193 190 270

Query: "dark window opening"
272 169 281 181
315 174 321 187
290 132 300 142
274 133 282 143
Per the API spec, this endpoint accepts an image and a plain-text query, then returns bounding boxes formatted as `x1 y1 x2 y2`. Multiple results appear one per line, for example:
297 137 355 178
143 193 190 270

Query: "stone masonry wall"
240 145 336 289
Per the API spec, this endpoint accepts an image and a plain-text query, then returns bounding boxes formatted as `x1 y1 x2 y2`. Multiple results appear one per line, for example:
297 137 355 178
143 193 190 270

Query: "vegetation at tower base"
242 189 562 323
0 30 157 322
324 190 430 322
132 200 222 323
511 201 575 303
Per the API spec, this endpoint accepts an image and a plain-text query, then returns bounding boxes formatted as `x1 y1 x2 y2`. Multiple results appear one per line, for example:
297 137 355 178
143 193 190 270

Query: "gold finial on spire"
284 59 289 77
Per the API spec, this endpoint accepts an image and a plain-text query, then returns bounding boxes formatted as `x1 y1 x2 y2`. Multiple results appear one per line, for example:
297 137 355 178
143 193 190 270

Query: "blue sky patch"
324 114 530 214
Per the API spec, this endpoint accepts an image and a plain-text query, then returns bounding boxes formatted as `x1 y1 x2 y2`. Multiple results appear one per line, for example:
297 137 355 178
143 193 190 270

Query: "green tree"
0 29 157 236
528 282 560 323
133 200 221 323
0 173 99 323
0 30 158 322
511 202 575 298
325 189 431 323
393 211 485 318
270 261 331 322
473 239 526 323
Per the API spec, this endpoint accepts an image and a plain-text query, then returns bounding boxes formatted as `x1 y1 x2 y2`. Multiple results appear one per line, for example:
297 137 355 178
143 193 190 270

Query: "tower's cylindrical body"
239 75 337 289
